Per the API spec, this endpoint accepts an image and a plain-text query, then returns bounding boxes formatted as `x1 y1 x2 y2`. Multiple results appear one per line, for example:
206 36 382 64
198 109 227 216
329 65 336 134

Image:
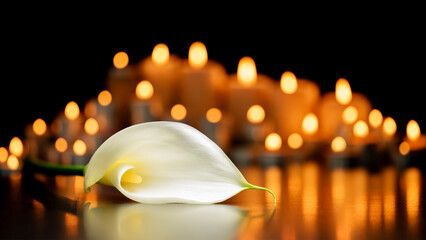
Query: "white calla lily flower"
84 121 275 204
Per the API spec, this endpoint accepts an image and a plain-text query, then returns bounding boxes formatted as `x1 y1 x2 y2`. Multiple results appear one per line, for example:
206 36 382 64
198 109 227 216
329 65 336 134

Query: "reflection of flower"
84 203 246 240
84 121 275 204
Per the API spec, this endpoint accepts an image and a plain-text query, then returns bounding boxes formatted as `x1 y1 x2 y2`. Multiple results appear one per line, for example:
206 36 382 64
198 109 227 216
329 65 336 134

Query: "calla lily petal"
84 121 275 204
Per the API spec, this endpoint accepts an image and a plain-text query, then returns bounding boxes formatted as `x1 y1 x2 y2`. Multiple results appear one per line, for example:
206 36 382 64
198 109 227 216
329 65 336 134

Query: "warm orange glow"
84 118 99 135
288 133 303 149
98 90 112 106
335 78 352 105
331 136 346 152
403 168 420 230
353 120 369 138
55 137 68 153
368 109 383 128
265 133 282 151
342 106 358 124
9 137 23 157
406 120 421 141
383 117 397 137
7 155 19 170
206 108 222 123
302 113 318 135
33 118 47 136
152 43 169 65
188 42 207 69
84 100 97 117
0 147 8 163
237 56 257 86
247 105 265 124
113 51 129 69
399 141 410 155
280 71 298 94
73 139 87 156
135 80 154 100
171 104 187 121
65 101 80 120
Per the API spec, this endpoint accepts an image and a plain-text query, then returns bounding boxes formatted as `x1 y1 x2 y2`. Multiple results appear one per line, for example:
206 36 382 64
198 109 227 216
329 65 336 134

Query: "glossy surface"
1 160 424 240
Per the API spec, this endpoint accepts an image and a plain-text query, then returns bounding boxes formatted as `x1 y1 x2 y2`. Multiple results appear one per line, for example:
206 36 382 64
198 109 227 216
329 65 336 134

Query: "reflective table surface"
1 160 425 240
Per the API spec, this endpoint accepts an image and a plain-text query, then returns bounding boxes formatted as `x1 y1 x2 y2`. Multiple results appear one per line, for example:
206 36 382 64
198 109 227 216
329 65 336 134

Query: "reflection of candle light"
55 137 68 153
280 71 298 94
368 109 383 128
84 118 99 135
331 136 347 152
7 155 19 170
247 105 265 124
406 120 420 141
113 51 129 69
403 168 420 232
265 133 282 151
152 43 169 65
353 120 369 138
73 140 87 156
342 106 358 124
33 118 47 136
399 141 410 156
65 101 80 120
188 42 207 69
288 133 303 150
302 113 319 136
335 78 352 105
0 147 8 163
383 117 397 137
171 104 187 121
9 137 23 157
237 56 257 86
135 80 154 100
206 108 222 123
98 90 112 106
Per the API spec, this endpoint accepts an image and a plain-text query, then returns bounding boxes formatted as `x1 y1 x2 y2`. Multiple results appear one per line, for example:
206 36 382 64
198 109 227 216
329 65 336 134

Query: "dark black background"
1 17 425 147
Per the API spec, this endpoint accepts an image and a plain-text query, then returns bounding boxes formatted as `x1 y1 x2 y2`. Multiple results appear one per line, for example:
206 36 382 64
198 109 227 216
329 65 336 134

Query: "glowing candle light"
399 141 410 156
302 113 319 136
33 118 47 136
55 137 68 153
73 140 87 156
188 42 208 69
171 104 187 121
7 155 19 170
257 132 284 166
152 43 169 65
9 137 23 157
65 101 80 120
405 120 426 151
237 56 257 87
0 147 8 163
131 80 155 124
201 107 231 151
368 109 383 128
383 117 397 137
353 120 369 138
335 78 352 105
342 106 358 125
113 51 129 69
265 133 282 151
331 136 347 153
95 90 115 137
206 108 222 124
98 90 112 107
247 105 265 124
135 80 154 100
84 118 99 136
288 133 303 150
280 71 298 94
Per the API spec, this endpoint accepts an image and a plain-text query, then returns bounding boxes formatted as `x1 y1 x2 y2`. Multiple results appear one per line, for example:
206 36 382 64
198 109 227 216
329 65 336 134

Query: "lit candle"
319 78 372 142
273 71 320 141
6 137 24 171
404 120 426 152
244 104 274 143
81 118 102 155
0 147 9 171
46 137 70 165
328 136 356 168
180 42 227 129
130 80 157 124
368 109 384 141
139 43 181 112
25 118 49 159
258 132 284 167
96 90 115 137
170 104 187 123
301 113 321 156
228 57 274 138
53 101 82 142
72 139 88 165
200 107 231 151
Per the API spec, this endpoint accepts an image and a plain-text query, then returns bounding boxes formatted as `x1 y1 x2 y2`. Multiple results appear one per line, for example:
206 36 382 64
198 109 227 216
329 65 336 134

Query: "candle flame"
55 137 68 153
247 105 265 124
280 71 298 94
73 139 87 156
0 147 8 163
335 78 352 105
135 80 154 100
288 133 303 149
353 120 369 138
33 118 47 136
383 117 397 137
113 51 129 69
302 113 319 135
206 108 222 123
399 141 410 155
331 136 346 152
368 109 383 128
265 133 282 151
7 155 19 170
171 104 187 121
9 137 23 157
237 56 257 86
342 106 358 124
98 90 112 106
152 43 170 65
188 42 208 69
65 101 80 120
406 120 421 141
84 118 99 135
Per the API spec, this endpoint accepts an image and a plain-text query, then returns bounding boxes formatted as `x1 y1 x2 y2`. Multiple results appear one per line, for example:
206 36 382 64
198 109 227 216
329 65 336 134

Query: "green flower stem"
24 156 86 177
246 183 277 203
